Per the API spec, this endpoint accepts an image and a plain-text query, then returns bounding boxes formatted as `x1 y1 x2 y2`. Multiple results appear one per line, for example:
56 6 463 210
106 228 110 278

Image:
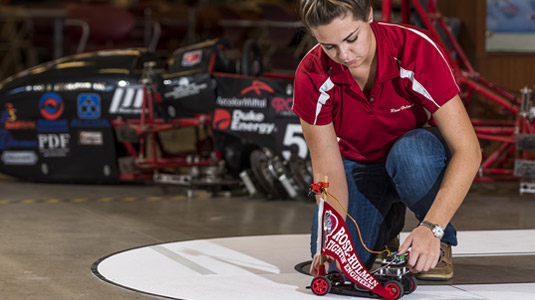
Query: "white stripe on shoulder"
377 22 458 89
314 77 335 125
399 66 440 109
295 43 321 73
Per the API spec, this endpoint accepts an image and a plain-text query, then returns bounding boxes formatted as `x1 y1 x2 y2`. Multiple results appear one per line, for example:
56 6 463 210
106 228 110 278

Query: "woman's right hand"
309 254 340 275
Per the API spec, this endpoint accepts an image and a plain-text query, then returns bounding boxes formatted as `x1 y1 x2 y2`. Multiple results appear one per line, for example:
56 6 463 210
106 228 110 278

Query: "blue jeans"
310 128 458 268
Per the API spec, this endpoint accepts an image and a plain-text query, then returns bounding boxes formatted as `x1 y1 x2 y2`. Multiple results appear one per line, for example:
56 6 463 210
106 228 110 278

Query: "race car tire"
241 39 263 76
214 38 233 73
249 149 287 199
287 154 314 201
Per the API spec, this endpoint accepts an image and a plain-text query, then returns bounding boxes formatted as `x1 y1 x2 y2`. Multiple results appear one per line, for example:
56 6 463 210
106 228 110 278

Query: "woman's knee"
386 128 447 178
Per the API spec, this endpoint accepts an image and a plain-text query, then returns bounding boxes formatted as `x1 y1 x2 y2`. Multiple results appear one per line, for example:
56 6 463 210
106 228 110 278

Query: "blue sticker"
77 93 101 119
0 130 37 150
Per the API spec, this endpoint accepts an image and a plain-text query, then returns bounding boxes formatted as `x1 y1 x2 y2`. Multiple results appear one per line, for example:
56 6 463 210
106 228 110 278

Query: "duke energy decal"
212 108 275 135
322 201 394 300
212 109 231 130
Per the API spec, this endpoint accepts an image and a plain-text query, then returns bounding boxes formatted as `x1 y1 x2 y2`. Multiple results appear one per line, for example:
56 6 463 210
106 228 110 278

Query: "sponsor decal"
285 83 294 96
70 119 110 128
52 82 92 91
39 92 64 120
241 80 274 96
390 103 415 113
38 92 68 132
271 97 293 113
164 77 208 99
2 103 16 122
38 133 70 157
212 109 232 130
37 119 68 132
50 82 106 92
321 200 394 300
78 93 101 119
5 120 36 130
24 84 46 93
1 103 36 129
0 129 37 150
213 108 275 135
78 131 103 145
109 86 144 114
1 151 38 165
181 50 203 67
10 82 106 96
71 93 109 128
230 109 275 134
216 96 267 108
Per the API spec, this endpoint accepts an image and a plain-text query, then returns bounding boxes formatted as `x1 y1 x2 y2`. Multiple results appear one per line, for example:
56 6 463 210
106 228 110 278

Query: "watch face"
420 221 444 238
433 226 444 238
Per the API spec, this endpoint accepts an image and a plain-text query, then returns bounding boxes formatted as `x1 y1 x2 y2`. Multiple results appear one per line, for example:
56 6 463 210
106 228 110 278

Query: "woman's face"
310 11 376 70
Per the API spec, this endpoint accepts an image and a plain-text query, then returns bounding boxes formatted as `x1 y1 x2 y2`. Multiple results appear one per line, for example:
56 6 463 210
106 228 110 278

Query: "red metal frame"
112 82 217 181
116 2 534 183
111 43 285 183
381 0 534 181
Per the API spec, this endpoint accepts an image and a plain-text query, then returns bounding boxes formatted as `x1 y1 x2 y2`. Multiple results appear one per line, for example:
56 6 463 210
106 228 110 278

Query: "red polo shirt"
293 21 460 163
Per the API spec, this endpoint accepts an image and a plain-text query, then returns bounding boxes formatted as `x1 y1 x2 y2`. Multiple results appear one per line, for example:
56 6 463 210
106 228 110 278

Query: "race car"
0 39 309 194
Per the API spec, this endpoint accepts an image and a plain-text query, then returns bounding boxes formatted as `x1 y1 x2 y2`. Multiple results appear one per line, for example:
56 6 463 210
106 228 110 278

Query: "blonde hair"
299 0 373 30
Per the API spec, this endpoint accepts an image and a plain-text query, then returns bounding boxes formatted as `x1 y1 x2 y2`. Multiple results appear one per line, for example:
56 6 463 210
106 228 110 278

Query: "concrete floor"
0 174 534 300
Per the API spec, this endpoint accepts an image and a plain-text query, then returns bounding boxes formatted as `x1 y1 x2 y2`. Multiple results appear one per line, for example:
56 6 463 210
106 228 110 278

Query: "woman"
293 0 481 280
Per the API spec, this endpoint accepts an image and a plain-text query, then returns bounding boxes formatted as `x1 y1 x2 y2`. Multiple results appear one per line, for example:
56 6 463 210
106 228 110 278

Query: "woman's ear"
368 7 374 23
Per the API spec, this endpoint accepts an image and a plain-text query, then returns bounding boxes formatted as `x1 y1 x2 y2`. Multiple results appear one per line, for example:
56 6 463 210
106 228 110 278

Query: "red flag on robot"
320 200 395 300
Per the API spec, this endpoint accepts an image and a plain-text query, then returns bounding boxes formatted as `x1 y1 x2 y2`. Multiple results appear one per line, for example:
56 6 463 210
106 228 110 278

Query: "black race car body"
0 39 305 184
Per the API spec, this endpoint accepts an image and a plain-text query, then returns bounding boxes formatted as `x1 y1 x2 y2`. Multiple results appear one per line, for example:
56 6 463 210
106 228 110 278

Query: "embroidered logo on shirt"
390 103 415 113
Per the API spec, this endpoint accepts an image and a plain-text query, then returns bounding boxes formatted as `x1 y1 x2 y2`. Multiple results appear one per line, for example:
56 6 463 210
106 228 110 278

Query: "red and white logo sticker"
182 50 202 67
78 131 103 145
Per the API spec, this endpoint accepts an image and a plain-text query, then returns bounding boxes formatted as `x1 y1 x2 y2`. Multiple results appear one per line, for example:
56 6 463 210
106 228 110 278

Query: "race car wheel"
241 39 263 76
250 149 286 199
213 38 234 73
311 276 331 296
384 280 404 299
402 275 417 294
287 154 314 201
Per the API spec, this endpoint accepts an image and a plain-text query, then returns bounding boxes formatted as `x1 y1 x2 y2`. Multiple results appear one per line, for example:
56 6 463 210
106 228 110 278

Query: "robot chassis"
310 254 417 299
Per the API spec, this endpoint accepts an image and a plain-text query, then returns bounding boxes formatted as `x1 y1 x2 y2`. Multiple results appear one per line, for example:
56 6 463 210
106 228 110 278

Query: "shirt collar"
328 21 400 85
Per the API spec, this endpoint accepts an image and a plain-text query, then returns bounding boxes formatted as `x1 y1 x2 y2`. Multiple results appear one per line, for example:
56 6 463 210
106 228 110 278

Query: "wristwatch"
419 220 444 239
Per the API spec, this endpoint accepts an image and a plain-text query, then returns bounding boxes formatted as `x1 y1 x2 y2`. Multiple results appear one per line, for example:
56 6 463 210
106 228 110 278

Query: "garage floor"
0 174 534 300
